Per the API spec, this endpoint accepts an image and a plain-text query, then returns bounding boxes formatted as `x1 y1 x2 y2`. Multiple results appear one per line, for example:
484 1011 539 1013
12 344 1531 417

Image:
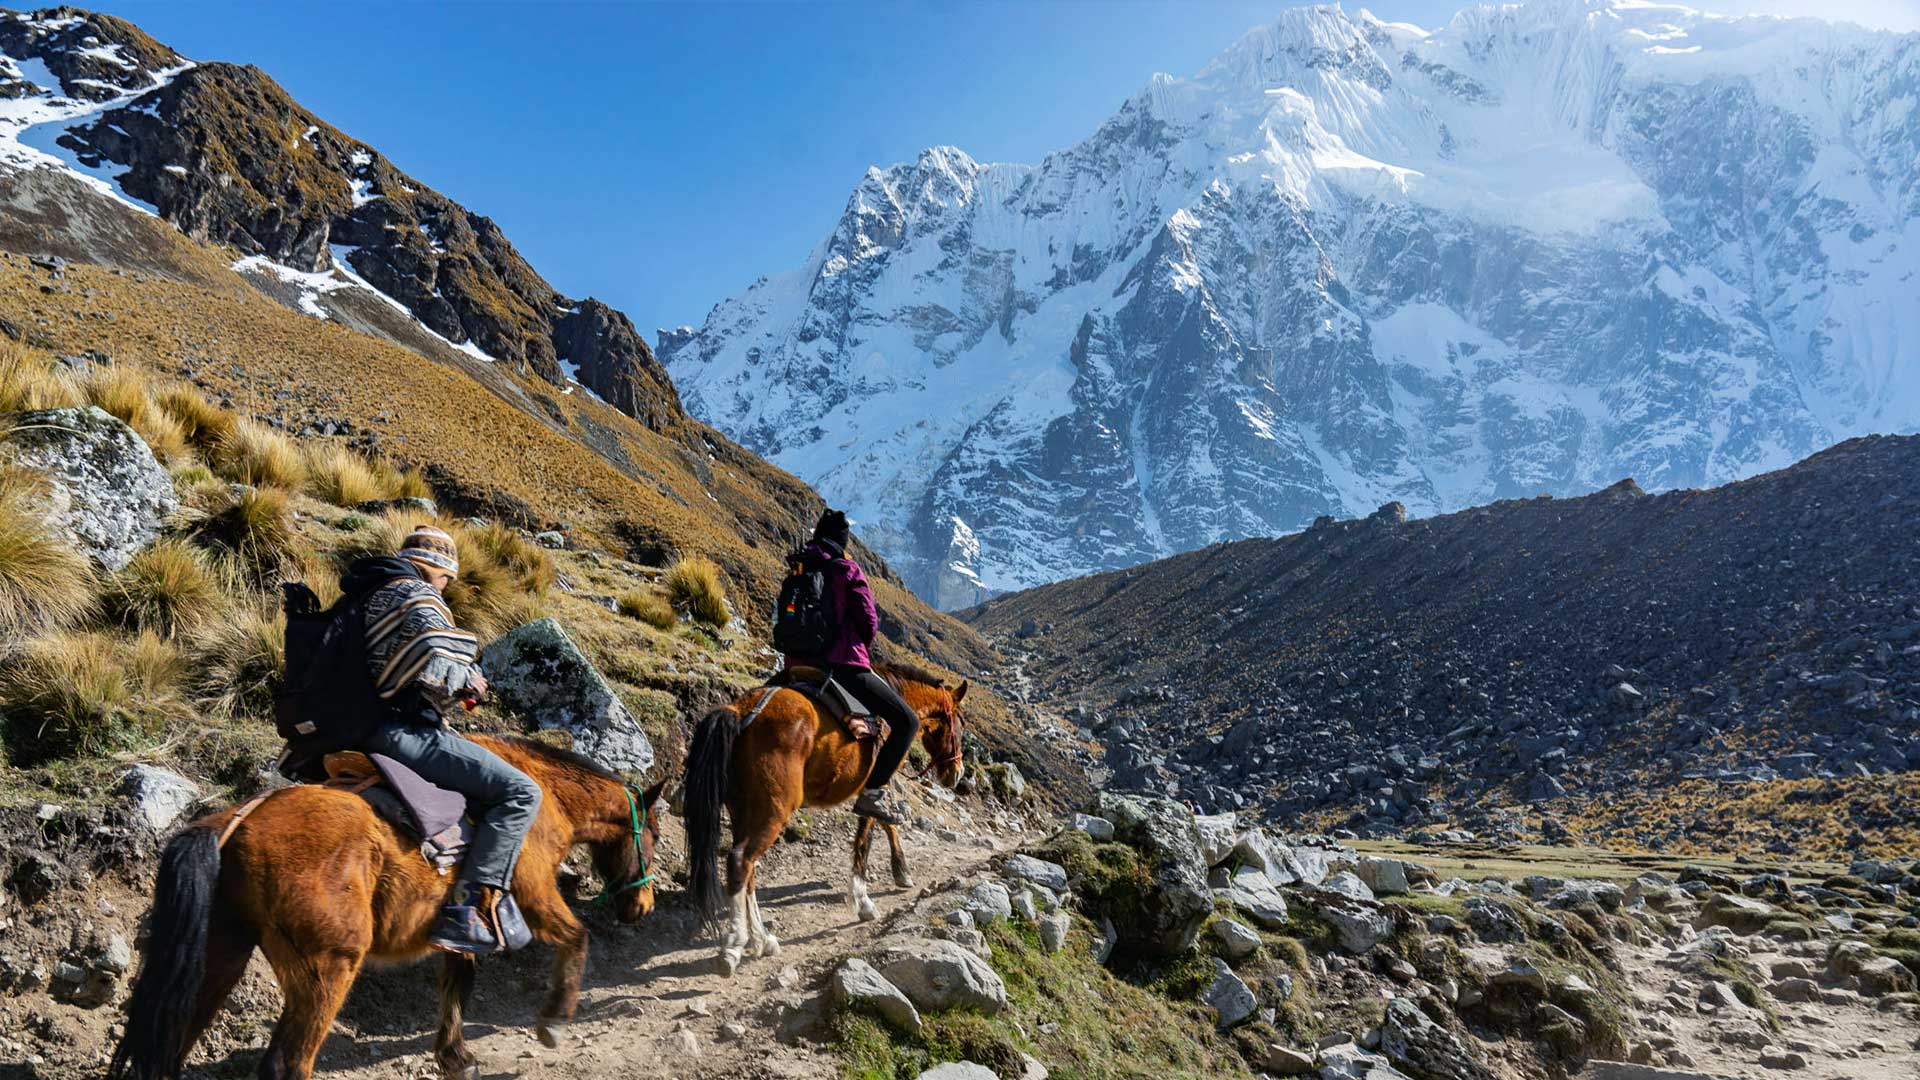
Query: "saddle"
767 667 889 743
323 752 471 875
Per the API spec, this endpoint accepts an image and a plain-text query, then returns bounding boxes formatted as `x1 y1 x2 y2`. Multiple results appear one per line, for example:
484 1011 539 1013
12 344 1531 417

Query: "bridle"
596 784 655 905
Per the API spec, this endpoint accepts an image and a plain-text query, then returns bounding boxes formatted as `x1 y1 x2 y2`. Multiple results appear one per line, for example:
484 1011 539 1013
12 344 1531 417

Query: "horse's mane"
875 662 947 693
493 735 625 784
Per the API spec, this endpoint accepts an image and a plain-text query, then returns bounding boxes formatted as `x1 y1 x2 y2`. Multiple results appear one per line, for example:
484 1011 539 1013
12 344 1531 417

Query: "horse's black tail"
684 705 739 933
109 824 221 1080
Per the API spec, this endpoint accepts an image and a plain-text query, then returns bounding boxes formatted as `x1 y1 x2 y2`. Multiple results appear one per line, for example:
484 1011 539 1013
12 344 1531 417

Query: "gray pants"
362 723 541 891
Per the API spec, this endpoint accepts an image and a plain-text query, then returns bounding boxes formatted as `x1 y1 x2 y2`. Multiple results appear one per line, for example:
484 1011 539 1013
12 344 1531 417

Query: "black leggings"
831 666 920 789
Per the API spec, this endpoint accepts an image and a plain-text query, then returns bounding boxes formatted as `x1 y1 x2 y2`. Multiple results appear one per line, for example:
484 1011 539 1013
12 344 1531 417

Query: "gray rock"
1305 891 1396 955
1217 865 1290 928
1001 853 1069 891
1038 911 1070 954
355 495 439 517
917 1065 998 1080
478 618 653 772
1011 888 1038 922
964 881 1013 925
1193 813 1239 866
1379 997 1493 1080
1323 871 1376 902
2 406 175 570
533 530 567 549
870 935 1007 1014
1203 958 1257 1028
1212 917 1262 959
1357 857 1411 896
1071 813 1114 841
1527 773 1567 803
939 927 991 960
1464 897 1529 943
830 957 923 1034
1319 1042 1416 1079
118 765 199 833
1263 1044 1316 1075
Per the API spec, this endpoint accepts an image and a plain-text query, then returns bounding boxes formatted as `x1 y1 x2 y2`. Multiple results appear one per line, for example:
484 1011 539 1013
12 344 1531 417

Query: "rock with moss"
983 762 1028 802
1379 997 1494 1080
869 935 1007 1014
478 618 653 772
1320 1042 1415 1079
1081 792 1213 956
830 957 922 1034
3 406 176 570
1216 865 1289 929
1203 958 1257 1029
1827 941 1917 995
1699 893 1775 934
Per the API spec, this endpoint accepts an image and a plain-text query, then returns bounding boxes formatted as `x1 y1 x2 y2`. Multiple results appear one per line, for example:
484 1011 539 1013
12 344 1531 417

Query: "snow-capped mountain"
660 0 1920 609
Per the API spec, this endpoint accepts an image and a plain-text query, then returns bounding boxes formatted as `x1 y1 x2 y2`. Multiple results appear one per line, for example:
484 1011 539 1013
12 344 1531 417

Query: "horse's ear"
952 679 968 705
642 778 668 811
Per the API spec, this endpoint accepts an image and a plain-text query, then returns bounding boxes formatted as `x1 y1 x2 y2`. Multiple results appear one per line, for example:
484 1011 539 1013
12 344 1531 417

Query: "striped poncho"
362 578 481 720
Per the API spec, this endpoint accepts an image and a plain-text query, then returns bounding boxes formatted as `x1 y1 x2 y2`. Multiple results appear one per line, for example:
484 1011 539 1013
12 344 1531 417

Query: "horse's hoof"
763 935 782 958
717 949 741 977
441 1064 480 1080
856 899 878 923
894 875 915 889
745 938 766 959
536 1021 563 1049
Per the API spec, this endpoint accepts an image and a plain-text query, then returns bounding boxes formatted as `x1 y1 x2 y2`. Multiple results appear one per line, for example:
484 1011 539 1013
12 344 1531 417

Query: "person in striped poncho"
344 525 541 954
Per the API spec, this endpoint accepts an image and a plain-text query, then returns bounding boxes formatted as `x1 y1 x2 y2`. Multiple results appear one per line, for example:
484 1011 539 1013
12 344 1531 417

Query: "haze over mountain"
661 0 1920 609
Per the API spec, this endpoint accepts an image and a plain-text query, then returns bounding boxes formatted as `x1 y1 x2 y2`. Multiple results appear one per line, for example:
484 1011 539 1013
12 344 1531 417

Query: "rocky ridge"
966 435 1920 856
0 6 679 427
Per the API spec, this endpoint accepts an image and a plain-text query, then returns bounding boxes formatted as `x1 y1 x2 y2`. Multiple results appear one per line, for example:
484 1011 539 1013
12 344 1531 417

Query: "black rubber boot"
853 787 906 826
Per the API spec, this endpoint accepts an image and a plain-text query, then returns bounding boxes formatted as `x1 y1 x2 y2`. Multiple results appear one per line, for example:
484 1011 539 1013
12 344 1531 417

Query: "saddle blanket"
324 752 471 875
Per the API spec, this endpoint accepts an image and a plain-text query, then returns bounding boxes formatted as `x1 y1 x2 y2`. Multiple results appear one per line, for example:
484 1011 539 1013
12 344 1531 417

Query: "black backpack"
273 578 396 780
772 550 839 659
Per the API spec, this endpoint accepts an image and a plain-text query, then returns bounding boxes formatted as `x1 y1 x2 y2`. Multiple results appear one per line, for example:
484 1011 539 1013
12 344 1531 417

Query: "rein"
596 785 654 904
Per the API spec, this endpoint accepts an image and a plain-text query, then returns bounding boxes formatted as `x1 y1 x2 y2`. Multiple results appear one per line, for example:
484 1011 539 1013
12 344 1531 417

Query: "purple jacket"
793 539 878 669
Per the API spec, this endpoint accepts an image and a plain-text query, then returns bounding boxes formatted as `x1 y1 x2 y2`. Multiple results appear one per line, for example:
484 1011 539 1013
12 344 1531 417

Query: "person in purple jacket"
786 509 920 825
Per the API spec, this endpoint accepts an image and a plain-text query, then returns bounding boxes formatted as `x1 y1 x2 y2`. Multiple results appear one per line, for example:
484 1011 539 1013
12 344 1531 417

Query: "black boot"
429 883 500 954
853 787 906 825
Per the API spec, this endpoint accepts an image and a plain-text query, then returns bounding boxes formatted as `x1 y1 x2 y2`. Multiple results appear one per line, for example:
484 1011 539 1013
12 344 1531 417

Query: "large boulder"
1319 1043 1415 1079
1000 853 1069 892
118 765 200 833
869 936 1007 1014
1302 890 1396 955
1084 792 1214 956
2 406 175 570
478 618 653 772
830 957 922 1033
1356 857 1411 896
1193 813 1239 866
1216 865 1290 929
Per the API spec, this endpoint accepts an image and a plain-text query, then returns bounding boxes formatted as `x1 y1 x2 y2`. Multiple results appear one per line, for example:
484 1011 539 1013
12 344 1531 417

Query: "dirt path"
5 779 1026 1080
1596 933 1920 1080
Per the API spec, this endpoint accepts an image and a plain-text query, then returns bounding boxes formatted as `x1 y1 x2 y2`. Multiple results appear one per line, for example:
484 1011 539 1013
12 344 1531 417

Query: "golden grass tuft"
664 556 731 626
303 443 385 506
194 485 299 569
0 340 79 413
0 630 180 764
367 457 433 500
211 419 307 489
0 465 96 638
155 383 236 449
469 521 556 595
330 513 551 638
105 539 227 638
617 588 677 630
78 365 190 463
190 602 285 719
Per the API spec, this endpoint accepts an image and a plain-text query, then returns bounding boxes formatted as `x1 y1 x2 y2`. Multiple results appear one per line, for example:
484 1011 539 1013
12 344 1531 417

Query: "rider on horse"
347 525 542 953
782 509 921 826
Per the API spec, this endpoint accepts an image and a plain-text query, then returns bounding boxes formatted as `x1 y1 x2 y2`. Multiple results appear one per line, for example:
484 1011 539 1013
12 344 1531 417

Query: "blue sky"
88 0 1920 346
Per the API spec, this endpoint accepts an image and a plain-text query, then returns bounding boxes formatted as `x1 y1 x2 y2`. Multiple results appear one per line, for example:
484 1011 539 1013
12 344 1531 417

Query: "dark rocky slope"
965 435 1920 854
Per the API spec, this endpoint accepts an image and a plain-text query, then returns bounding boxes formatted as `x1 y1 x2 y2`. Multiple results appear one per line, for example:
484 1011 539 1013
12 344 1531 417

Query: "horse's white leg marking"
747 887 780 958
718 890 747 976
851 871 877 923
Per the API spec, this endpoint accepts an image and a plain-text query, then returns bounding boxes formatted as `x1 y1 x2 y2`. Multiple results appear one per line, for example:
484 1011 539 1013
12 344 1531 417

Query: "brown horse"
682 663 966 976
108 736 664 1080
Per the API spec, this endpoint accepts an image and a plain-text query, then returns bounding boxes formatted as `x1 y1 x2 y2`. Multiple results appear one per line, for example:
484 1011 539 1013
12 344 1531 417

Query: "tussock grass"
155 383 236 449
190 602 285 719
664 555 730 626
303 443 385 506
0 465 96 639
0 340 79 413
76 366 189 463
105 539 227 638
211 419 307 490
367 457 433 500
194 485 298 569
0 630 180 764
470 520 555 595
617 588 676 629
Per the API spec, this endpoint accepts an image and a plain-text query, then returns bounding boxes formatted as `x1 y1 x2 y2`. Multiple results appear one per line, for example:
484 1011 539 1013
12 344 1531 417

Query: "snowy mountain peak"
661 0 1920 609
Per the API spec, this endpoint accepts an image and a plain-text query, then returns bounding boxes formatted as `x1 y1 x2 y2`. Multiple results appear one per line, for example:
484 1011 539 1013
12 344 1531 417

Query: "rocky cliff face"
661 0 1920 608
0 6 679 426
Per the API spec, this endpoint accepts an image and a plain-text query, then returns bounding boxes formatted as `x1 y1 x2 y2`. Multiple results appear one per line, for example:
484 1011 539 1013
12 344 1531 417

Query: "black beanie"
812 508 850 549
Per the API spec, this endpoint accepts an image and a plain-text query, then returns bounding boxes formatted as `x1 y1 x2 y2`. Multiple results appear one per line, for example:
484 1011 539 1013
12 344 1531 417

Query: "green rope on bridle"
596 785 654 905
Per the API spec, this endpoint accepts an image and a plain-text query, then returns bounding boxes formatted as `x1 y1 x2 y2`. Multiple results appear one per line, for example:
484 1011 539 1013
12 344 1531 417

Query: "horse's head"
594 778 667 922
917 678 968 789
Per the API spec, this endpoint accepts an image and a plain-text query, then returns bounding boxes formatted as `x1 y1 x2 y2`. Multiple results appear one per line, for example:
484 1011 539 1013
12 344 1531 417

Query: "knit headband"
399 525 460 576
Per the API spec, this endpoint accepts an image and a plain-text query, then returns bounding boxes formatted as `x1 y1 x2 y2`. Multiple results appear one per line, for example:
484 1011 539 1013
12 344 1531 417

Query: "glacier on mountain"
665 0 1920 608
